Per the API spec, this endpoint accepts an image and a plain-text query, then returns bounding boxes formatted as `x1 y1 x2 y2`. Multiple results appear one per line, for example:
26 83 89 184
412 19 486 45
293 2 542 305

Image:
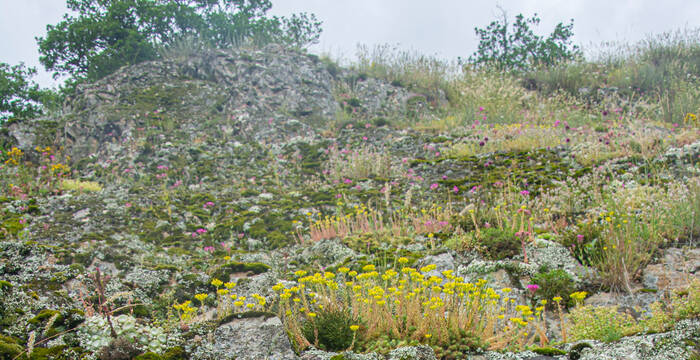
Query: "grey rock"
419 251 456 276
192 316 296 360
298 238 357 267
577 319 700 360
642 247 700 291
387 345 437 360
526 238 588 282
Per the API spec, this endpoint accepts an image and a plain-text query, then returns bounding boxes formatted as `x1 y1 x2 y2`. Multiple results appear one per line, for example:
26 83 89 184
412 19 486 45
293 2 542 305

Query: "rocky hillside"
0 44 698 360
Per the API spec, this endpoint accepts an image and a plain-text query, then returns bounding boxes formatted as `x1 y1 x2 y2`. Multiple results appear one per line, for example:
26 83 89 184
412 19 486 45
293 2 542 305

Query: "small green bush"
478 227 520 261
302 308 360 352
531 268 576 309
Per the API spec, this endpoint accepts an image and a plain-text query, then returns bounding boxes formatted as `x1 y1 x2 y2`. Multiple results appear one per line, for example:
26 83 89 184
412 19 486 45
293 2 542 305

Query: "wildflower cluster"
5 147 23 166
274 262 549 352
297 202 453 245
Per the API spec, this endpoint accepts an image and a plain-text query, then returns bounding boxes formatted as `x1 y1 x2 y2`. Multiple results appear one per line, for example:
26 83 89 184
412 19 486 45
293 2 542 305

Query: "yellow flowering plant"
274 260 548 353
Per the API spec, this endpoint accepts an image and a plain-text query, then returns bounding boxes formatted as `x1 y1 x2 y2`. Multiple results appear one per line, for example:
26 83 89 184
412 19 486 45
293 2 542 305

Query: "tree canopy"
0 63 53 123
468 10 580 71
37 0 322 81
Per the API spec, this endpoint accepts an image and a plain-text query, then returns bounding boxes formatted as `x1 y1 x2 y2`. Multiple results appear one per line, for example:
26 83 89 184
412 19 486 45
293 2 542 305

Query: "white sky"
1 0 699 88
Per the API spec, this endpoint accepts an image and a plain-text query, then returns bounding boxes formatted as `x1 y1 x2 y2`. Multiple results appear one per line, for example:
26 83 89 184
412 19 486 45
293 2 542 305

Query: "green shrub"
302 308 360 352
478 227 519 261
531 268 576 309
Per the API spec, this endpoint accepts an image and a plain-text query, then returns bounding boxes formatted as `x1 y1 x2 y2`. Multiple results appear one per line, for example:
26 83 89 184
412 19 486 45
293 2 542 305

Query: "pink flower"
479 106 484 112
204 246 215 253
527 284 539 292
577 234 584 243
452 186 459 193
365 123 372 128
196 228 207 234
344 179 353 184
430 183 439 190
362 136 368 140
125 202 132 208
520 190 530 196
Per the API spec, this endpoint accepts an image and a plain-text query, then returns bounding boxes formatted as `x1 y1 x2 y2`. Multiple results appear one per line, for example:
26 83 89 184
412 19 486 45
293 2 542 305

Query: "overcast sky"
1 0 699 88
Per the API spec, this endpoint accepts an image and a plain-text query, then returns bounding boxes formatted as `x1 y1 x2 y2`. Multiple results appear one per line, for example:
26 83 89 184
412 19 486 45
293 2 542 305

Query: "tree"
37 0 322 81
0 63 54 123
468 9 580 72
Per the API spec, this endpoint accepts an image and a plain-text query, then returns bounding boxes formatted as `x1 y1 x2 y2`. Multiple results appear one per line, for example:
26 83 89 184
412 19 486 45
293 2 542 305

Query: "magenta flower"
196 228 207 234
430 183 439 190
453 186 459 193
527 284 539 293
343 179 353 184
520 190 530 196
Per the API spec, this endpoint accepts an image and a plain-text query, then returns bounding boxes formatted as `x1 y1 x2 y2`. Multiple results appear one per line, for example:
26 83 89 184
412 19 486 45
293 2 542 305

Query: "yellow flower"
398 257 409 264
570 291 588 302
217 289 229 296
294 270 307 277
338 267 350 273
350 325 359 331
307 312 317 318
246 303 254 309
234 301 244 307
194 293 208 303
211 278 223 287
362 264 376 272
553 296 563 302
424 334 432 339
